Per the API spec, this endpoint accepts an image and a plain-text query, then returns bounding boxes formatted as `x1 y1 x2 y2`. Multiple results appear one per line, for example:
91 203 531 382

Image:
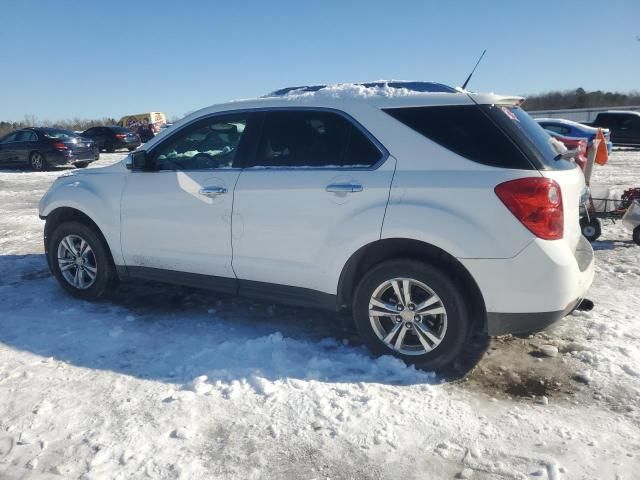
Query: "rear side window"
385 105 574 170
248 110 382 168
384 105 532 169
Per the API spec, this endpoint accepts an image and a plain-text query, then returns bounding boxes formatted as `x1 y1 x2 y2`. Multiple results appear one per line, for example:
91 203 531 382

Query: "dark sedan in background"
81 126 141 152
0 128 99 171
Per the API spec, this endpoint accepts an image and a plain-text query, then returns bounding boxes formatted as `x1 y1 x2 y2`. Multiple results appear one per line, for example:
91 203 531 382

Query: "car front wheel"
353 259 470 371
48 221 117 300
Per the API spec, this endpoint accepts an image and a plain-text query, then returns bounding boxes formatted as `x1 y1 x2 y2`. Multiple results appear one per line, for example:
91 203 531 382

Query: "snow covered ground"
0 151 639 479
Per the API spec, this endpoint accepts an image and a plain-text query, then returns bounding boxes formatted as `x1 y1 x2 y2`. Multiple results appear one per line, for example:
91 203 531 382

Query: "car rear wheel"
29 152 46 171
48 221 117 300
353 258 469 371
74 162 88 168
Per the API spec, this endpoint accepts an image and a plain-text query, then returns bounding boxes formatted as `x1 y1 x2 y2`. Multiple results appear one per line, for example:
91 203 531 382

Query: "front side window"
152 115 250 171
248 110 382 168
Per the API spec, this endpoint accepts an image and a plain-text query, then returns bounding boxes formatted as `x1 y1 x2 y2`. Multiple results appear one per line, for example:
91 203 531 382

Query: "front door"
232 109 395 299
120 112 257 289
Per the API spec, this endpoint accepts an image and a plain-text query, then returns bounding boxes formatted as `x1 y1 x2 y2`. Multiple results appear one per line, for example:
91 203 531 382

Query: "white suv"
39 82 595 370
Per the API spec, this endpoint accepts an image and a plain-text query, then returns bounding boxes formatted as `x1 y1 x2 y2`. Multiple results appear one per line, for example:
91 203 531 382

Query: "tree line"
523 88 640 111
0 116 118 138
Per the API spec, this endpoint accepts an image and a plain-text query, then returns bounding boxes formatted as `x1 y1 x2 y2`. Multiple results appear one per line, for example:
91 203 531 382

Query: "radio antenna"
461 49 487 90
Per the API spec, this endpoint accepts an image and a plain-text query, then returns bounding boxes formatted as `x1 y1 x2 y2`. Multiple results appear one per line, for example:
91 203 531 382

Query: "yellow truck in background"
118 112 166 141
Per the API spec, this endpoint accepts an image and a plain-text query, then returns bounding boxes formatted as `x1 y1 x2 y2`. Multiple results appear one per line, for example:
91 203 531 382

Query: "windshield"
484 105 575 170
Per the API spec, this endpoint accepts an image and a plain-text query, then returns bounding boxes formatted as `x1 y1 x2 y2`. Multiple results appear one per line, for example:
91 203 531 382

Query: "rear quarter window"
384 105 575 171
384 105 533 169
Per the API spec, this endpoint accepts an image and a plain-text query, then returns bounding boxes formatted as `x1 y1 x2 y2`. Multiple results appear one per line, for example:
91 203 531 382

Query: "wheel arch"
44 207 116 269
337 238 487 332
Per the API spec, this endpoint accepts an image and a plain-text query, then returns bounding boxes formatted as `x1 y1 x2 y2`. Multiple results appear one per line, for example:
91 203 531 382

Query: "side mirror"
125 150 152 171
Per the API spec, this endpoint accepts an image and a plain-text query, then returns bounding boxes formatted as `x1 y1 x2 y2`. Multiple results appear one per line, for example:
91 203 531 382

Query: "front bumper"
460 235 595 336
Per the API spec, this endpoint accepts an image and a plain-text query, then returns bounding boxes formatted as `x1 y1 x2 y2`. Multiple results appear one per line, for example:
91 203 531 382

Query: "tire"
128 147 136 152
353 258 470 371
29 151 46 171
75 162 88 169
580 216 601 242
48 221 117 301
633 226 640 246
105 141 115 153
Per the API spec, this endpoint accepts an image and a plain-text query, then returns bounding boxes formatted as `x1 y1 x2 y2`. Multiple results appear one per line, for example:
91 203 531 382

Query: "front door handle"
325 183 363 193
199 186 228 197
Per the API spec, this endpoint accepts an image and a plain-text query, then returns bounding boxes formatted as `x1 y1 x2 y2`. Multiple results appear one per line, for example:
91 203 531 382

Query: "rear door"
595 114 622 143
231 109 395 299
618 115 640 145
16 130 38 163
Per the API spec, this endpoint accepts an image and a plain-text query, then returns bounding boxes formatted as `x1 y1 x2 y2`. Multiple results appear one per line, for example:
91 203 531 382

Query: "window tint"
15 131 35 142
385 105 574 171
249 110 381 168
384 105 532 169
487 105 574 170
1 132 18 144
41 129 77 140
596 114 621 127
152 115 249 171
543 124 570 135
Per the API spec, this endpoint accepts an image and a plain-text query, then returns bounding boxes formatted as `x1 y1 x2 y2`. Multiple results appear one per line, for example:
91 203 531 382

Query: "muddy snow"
1 151 639 479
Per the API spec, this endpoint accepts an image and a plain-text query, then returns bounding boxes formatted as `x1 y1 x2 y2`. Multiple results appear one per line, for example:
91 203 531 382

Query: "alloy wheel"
56 234 98 290
31 153 43 170
368 278 448 355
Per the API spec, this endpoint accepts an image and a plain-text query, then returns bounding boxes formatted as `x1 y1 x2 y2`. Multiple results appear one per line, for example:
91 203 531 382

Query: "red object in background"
51 141 68 151
552 134 588 170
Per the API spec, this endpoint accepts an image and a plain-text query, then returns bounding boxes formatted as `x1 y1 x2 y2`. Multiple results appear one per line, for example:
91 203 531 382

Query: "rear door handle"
199 186 228 197
325 183 363 193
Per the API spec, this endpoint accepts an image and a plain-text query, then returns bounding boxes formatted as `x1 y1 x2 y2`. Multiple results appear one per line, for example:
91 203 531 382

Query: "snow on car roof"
266 81 458 97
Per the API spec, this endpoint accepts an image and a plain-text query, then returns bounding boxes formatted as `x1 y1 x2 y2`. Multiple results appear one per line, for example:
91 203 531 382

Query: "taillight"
51 141 68 150
115 133 127 139
578 140 587 155
495 177 563 240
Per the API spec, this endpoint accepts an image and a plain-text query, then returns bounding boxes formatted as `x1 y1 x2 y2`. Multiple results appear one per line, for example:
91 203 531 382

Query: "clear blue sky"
2 0 639 121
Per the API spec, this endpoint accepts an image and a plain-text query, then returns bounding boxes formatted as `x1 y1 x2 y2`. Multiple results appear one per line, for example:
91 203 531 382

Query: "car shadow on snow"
591 239 637 251
0 254 486 387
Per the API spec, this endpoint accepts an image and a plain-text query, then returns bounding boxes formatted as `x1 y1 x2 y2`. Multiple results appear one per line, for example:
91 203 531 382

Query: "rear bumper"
486 298 583 336
117 140 141 149
460 235 595 336
47 150 98 165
